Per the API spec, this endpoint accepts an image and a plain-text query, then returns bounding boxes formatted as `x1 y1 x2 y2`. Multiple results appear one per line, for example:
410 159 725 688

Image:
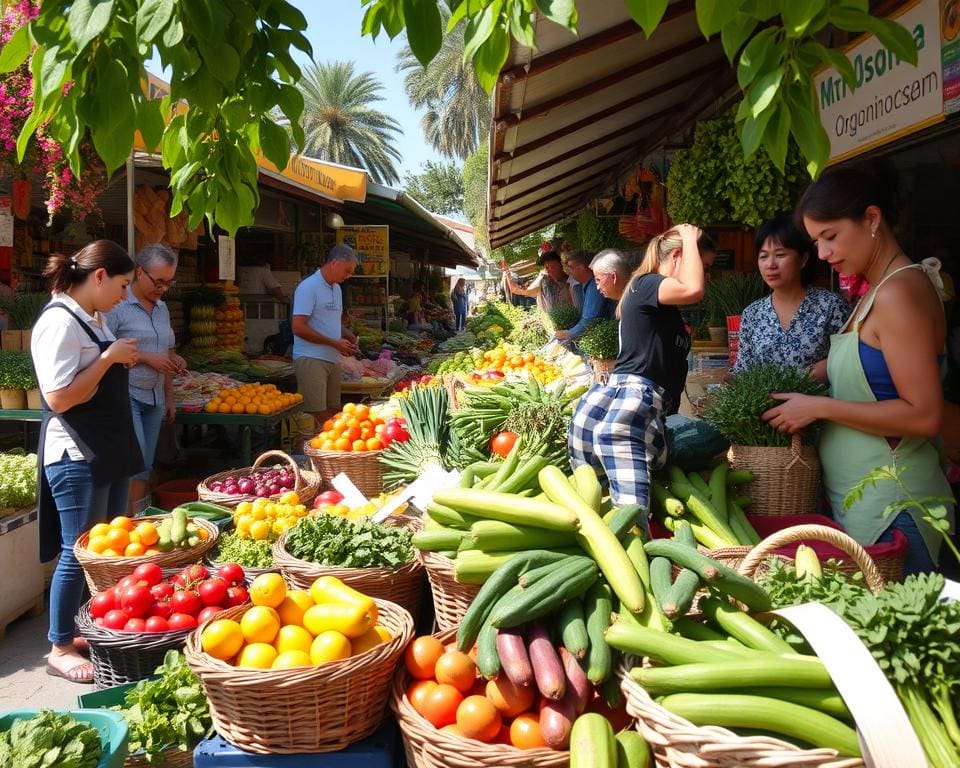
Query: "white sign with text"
218 235 236 281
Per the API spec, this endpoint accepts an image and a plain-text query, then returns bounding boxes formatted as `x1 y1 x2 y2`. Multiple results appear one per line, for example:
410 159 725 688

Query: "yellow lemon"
277 590 313 626
350 626 384 656
235 501 253 516
249 573 287 608
373 625 393 643
237 642 278 669
272 650 312 669
249 520 270 540
279 491 300 506
201 619 244 661
310 631 352 665
240 605 281 644
274 624 314 655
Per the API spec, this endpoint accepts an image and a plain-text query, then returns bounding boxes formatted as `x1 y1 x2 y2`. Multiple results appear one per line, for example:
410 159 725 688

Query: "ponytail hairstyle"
42 240 135 295
616 228 683 318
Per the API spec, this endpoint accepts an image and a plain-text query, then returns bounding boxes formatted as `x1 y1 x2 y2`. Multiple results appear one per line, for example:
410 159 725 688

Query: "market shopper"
292 244 360 427
105 244 186 514
31 241 143 683
569 225 704 510
590 248 633 301
764 166 955 574
554 250 615 343
451 277 468 331
504 249 573 317
733 215 848 380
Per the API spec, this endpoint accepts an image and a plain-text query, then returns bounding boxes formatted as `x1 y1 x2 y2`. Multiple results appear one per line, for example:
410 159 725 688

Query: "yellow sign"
336 225 389 277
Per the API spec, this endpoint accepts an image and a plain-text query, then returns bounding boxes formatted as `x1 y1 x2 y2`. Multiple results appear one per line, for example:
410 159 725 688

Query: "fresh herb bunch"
211 531 274 568
577 318 619 360
508 313 549 351
546 303 581 332
285 514 414 569
114 651 213 762
0 709 102 768
704 363 826 447
0 451 37 509
0 293 48 330
704 272 768 325
380 384 451 489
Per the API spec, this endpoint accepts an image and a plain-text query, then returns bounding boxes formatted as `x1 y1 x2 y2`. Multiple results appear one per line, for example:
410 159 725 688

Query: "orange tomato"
124 542 146 557
407 679 438 718
344 426 361 442
420 684 463 729
456 695 501 742
434 651 477 694
354 404 369 420
365 437 382 451
359 427 373 440
321 440 336 451
333 437 351 451
486 676 535 717
509 713 547 749
404 635 445 679
106 527 129 551
343 403 356 414
351 439 367 452
322 419 335 432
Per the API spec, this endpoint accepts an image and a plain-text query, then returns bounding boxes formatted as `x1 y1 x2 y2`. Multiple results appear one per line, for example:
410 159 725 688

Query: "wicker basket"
204 554 279 582
418 550 481 631
75 602 193 689
197 450 320 509
184 599 414 754
74 515 220 594
123 747 192 768
273 518 424 619
391 628 569 768
727 434 820 516
302 444 385 499
589 357 616 384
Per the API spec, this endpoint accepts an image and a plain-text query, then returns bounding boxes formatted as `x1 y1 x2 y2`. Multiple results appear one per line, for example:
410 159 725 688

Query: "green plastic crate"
0 708 128 768
77 677 159 710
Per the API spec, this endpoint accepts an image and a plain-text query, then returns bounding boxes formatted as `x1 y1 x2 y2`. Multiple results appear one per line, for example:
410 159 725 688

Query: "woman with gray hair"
589 249 633 301
104 243 186 513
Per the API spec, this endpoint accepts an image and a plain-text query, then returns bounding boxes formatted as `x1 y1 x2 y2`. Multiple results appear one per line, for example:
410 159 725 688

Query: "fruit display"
392 372 440 394
173 370 240 409
307 401 409 452
312 488 410 521
231 491 309 541
88 562 249 633
84 513 210 557
203 383 303 415
188 303 218 350
198 574 393 669
478 342 562 384
214 297 245 351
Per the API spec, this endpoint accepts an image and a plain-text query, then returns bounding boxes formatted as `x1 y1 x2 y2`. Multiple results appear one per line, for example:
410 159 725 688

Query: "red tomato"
90 590 117 619
224 585 249 607
132 563 163 586
197 605 223 625
316 490 344 506
149 600 173 619
103 609 130 630
120 585 153 619
144 616 170 633
180 564 209 585
383 422 410 445
198 578 228 607
150 582 175 601
490 431 518 458
167 613 198 631
216 563 244 587
171 590 201 617
124 618 147 633
115 576 140 592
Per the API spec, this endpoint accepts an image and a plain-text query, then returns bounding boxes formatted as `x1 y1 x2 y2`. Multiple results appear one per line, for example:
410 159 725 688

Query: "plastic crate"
0 708 128 768
77 677 160 709
193 719 398 767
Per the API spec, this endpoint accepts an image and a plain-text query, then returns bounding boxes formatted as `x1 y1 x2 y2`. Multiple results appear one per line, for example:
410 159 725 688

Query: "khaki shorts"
294 357 342 412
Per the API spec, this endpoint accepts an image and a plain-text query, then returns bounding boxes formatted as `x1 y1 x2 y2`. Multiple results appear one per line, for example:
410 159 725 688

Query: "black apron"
37 302 144 561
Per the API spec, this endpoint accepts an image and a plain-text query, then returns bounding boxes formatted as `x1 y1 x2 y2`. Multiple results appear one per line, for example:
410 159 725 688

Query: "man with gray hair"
291 244 360 425
589 249 633 302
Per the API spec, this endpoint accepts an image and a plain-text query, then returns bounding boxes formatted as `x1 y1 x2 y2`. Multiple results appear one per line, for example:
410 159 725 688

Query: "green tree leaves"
403 160 465 215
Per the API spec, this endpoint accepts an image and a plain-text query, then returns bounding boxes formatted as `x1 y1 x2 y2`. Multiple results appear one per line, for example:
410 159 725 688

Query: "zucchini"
425 502 479 529
605 621 745 666
470 519 577 552
671 617 727 642
602 504 643 540
663 515 736 549
660 568 700 619
672 519 697 549
736 686 852 721
485 436 524 491
411 529 465 552
572 464 603 512
633 657 833 694
490 556 599 628
683 492 739 543
598 674 622 709
726 469 756 485
615 730 652 768
651 480 684 518
658 693 861 757
496 454 551 495
624 532 670 633
169 508 188 546
583 581 613 684
698 596 793 654
569 713 616 768
175 501 231 516
707 463 729 527
476 619 501 679
558 597 590 659
648 557 674 613
433 488 580 531
686 471 712 500
726 499 761 545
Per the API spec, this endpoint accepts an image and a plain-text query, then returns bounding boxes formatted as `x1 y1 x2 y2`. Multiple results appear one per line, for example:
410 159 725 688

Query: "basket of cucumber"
75 512 220 593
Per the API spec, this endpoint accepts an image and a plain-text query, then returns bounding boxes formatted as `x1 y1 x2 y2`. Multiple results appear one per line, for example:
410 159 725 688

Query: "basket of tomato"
77 562 249 689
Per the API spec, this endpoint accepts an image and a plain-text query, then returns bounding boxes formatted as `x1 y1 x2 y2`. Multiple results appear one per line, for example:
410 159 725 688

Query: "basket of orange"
74 514 220 593
197 450 320 509
303 402 386 498
202 383 303 416
183 573 414 754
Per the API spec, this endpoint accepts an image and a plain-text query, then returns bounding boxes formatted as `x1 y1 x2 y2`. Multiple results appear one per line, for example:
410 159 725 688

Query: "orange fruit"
456 695 501 741
322 419 335 432
127 530 141 545
365 437 382 451
124 542 146 557
351 439 367 452
271 650 312 669
87 534 109 554
249 573 287 608
89 522 111 539
407 680 437 718
277 590 313 626
354 404 369 420
237 642 278 669
201 619 244 660
240 605 281 644
509 713 547 749
102 548 122 557
219 404 232 414
486 676 535 717
434 651 477 694
275 624 314 655
404 635 445 680
106 528 129 551
134 521 158 546
109 516 135 531
344 426 361 442
420 684 463 729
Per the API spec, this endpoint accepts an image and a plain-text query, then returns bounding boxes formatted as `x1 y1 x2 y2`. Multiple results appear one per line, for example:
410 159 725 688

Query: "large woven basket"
273 517 424 619
197 450 320 508
589 357 615 384
184 599 413 754
123 746 192 768
302 444 385 499
75 602 193 689
74 515 220 594
727 434 820 516
418 550 481 631
391 628 569 768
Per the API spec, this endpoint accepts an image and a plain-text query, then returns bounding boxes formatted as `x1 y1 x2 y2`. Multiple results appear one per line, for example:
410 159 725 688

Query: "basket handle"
251 450 303 492
737 524 884 592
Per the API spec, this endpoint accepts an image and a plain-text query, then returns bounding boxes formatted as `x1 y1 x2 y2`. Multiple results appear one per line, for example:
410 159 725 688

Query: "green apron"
819 264 954 563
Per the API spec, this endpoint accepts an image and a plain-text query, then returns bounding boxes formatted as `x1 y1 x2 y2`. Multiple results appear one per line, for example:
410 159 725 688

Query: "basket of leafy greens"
577 318 619 382
0 708 127 768
207 530 277 578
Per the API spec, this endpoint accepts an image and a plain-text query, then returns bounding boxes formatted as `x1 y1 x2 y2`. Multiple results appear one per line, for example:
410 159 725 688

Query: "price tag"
407 465 461 511
329 473 368 508
218 235 236 281
942 578 960 604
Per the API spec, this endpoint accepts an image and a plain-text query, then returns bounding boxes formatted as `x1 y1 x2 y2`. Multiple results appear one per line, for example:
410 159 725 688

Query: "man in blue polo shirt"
554 250 615 345
292 244 360 426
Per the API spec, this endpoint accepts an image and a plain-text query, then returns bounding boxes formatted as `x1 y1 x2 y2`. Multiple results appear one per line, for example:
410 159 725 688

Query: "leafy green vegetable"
285 515 414 569
704 272 768 326
113 651 212 763
211 531 274 568
546 304 581 332
0 451 38 510
577 318 619 361
0 710 101 768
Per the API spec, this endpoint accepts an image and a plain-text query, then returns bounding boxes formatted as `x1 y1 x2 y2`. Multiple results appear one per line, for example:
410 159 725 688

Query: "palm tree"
297 61 403 185
396 14 491 160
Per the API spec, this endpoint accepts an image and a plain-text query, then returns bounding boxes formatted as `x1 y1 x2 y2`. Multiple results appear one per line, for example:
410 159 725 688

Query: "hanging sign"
336 225 389 277
942 0 960 114
815 0 944 163
218 235 236 281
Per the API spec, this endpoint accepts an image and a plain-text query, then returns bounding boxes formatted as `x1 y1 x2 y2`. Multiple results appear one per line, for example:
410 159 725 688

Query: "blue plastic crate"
193 719 398 767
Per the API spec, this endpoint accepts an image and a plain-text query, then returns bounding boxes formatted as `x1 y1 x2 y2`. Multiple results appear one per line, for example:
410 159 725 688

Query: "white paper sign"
218 235 236 281
329 473 368 509
941 578 960 603
0 205 12 248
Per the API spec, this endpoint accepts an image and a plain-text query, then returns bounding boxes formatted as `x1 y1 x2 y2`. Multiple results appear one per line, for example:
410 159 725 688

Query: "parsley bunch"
285 514 414 569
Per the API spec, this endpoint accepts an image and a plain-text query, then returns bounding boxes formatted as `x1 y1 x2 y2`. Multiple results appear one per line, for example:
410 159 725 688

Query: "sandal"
45 658 94 684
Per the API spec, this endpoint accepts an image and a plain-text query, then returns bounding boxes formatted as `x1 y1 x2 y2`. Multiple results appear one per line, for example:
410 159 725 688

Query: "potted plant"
704 363 826 516
0 352 30 410
704 272 768 354
577 318 619 383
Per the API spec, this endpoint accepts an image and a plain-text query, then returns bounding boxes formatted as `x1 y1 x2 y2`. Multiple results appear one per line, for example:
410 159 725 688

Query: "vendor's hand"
762 393 822 434
554 330 571 341
170 353 188 374
103 338 138 366
144 352 179 373
334 338 359 356
164 399 176 423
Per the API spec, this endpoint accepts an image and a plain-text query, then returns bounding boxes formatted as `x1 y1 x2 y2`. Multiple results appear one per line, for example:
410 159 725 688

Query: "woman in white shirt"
31 241 142 683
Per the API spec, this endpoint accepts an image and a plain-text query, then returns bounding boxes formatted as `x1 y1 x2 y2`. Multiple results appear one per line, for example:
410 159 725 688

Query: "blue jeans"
877 510 936 576
130 398 164 482
45 457 129 646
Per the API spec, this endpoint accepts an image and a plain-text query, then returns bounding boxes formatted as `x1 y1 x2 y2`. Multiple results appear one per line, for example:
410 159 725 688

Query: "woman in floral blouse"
733 214 848 380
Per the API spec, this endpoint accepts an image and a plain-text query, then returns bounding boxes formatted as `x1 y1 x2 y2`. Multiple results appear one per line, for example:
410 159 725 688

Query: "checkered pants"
568 373 668 510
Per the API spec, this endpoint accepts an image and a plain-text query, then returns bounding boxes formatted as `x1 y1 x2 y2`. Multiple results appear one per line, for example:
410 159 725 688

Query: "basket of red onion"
197 450 320 508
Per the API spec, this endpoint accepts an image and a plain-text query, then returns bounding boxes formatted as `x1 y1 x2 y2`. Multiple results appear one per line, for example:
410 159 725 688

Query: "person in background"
698 233 717 273
764 166 953 575
241 257 287 302
104 244 186 514
733 214 848 381
504 248 573 317
569 225 704 513
554 250 615 343
590 249 633 302
291 245 360 427
31 241 142 683
451 277 468 331
406 281 428 327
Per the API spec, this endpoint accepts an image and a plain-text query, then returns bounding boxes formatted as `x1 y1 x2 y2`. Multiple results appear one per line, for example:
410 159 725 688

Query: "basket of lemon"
198 450 320 509
184 573 414 754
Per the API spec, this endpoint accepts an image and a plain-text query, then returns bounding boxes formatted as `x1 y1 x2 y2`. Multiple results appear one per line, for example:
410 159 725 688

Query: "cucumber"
570 713 617 768
476 619 501 679
485 436 524 491
615 730 652 768
469 520 577 552
496 454 551 495
726 470 756 485
426 502 479 530
648 557 674 613
583 581 613 684
671 617 727 642
598 674 623 709
432 488 580 531
726 500 761 546
558 597 590 659
698 596 793 654
169 508 188 546
602 504 643 540
518 561 569 589
633 657 833 694
651 480 685 518
572 464 603 512
686 471 713 500
624 532 670 633
672 519 697 549
489 556 599 628
411 529 465 552
707 463 729 528
660 568 700 619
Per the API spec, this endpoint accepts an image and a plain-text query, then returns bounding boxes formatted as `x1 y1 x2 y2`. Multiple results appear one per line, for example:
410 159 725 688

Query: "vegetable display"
210 531 275 569
546 304 581 332
84 512 212 557
379 384 450 488
0 710 102 768
0 451 37 510
284 514 414 570
576 319 619 361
